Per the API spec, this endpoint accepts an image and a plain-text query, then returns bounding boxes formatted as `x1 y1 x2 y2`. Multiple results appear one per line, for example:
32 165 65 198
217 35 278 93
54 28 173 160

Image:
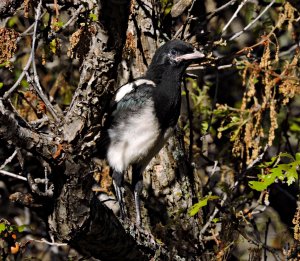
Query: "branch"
207 0 237 18
0 149 17 170
48 4 84 40
222 0 249 34
16 11 47 43
0 170 27 181
199 193 228 247
0 99 58 160
3 0 59 122
229 0 276 41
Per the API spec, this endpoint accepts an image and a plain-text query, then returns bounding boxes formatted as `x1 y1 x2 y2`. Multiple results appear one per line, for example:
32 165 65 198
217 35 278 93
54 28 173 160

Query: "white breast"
107 101 161 172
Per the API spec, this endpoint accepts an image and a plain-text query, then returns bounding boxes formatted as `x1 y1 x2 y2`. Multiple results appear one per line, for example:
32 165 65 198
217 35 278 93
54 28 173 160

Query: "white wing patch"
115 79 155 102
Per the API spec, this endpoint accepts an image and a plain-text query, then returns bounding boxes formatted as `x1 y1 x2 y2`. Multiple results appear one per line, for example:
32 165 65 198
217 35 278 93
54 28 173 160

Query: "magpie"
104 40 204 225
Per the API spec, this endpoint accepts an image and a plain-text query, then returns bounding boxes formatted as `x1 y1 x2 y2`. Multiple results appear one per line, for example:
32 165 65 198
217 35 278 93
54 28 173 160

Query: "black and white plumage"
104 40 204 225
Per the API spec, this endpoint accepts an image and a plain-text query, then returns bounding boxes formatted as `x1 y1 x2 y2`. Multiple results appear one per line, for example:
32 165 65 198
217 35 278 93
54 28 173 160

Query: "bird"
104 39 204 226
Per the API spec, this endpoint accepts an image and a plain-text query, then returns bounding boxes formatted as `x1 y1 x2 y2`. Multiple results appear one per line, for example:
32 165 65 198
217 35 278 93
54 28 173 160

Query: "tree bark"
0 0 202 260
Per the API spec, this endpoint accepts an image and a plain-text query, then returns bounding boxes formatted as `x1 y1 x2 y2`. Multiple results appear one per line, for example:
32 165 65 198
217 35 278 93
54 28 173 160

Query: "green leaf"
50 39 57 54
290 122 300 132
249 180 269 191
285 163 298 186
218 121 239 132
17 225 27 233
53 21 64 28
258 155 278 168
252 77 259 84
0 61 10 68
8 17 18 28
89 13 98 22
236 64 245 70
201 122 208 133
0 82 3 89
188 195 219 217
0 223 6 233
249 152 300 191
212 218 220 223
21 79 29 88
8 225 15 232
188 203 201 217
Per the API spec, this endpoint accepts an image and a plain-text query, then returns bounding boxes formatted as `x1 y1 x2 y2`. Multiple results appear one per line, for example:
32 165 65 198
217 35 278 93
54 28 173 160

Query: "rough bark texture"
0 0 202 260
45 1 156 260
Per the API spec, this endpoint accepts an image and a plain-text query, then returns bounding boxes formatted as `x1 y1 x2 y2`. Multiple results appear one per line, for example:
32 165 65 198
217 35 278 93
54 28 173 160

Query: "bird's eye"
170 49 177 56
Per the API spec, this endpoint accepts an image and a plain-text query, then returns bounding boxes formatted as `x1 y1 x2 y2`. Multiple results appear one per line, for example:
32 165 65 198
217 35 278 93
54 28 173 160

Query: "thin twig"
3 1 58 121
204 67 219 135
222 0 249 34
264 218 271 261
30 1 59 121
229 0 276 41
173 0 196 40
48 5 84 40
188 63 235 71
3 54 33 99
0 170 27 181
210 161 219 176
61 5 84 30
207 0 237 18
183 79 194 162
199 193 228 247
279 42 299 57
28 237 68 246
16 11 47 43
4 0 58 121
246 145 268 170
0 150 17 170
181 0 196 39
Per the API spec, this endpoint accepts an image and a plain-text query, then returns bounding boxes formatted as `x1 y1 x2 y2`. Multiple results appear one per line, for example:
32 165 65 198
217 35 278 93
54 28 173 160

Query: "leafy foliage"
188 194 219 217
0 220 28 258
249 152 300 191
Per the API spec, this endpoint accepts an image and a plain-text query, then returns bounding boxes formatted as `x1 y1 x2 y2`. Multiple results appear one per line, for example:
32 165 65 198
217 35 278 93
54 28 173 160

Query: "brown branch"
0 99 58 160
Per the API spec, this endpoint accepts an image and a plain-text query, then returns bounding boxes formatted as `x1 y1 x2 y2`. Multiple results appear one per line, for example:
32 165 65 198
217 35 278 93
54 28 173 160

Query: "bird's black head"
149 40 204 68
146 40 204 82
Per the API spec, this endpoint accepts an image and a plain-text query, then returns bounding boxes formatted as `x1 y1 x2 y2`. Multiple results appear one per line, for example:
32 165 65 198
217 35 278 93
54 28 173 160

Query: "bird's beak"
174 50 205 63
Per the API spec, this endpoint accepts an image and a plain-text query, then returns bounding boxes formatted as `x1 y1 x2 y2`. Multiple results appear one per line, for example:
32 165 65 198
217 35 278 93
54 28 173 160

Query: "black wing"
95 82 155 157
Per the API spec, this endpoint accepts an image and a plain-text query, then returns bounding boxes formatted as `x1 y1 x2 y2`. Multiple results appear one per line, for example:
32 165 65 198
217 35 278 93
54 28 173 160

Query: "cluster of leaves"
183 2 300 258
0 220 27 258
188 193 219 217
0 27 19 68
216 2 300 166
249 152 300 191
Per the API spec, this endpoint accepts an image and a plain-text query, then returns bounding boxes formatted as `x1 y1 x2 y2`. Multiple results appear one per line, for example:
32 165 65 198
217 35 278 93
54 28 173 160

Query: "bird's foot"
113 180 127 219
134 180 143 227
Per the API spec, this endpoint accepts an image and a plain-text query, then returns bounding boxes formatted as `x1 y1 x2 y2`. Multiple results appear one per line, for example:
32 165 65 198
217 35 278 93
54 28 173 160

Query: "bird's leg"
134 180 143 226
132 164 144 226
112 170 126 219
